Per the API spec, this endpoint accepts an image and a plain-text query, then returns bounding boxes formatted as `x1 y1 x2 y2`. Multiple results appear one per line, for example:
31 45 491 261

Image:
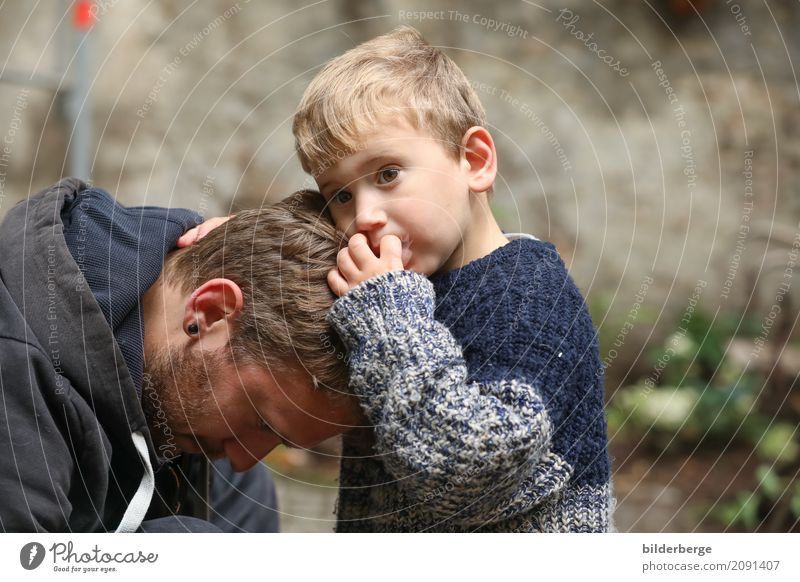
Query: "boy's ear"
183 278 244 350
460 126 497 194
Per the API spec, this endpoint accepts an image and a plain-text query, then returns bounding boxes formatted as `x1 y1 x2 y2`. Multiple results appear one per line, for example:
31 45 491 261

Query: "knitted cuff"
327 270 435 352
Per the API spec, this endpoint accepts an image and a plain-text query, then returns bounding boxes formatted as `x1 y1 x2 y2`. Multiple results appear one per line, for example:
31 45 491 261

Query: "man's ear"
183 278 244 348
460 126 497 194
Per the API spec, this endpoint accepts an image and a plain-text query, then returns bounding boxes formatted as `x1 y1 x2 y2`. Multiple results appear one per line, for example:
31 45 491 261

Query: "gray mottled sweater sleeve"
328 270 552 513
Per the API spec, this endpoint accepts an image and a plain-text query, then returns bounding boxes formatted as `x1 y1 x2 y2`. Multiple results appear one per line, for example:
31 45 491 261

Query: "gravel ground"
273 473 338 533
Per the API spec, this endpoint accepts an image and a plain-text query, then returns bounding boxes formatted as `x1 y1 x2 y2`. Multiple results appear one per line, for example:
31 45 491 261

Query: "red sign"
74 1 94 29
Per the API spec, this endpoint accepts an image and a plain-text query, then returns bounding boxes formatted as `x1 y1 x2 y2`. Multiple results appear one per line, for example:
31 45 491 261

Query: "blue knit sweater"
328 238 614 532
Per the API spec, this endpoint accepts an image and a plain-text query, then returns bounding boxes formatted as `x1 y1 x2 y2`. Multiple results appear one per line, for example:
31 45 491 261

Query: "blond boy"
289 25 614 532
290 25 614 532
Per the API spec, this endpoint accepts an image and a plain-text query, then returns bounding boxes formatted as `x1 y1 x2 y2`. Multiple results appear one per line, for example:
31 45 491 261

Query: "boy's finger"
348 233 377 268
176 227 200 248
327 268 350 297
379 235 403 269
176 216 232 248
337 247 361 281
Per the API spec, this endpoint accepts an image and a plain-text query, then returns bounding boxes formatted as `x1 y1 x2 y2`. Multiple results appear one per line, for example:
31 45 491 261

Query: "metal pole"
68 1 93 180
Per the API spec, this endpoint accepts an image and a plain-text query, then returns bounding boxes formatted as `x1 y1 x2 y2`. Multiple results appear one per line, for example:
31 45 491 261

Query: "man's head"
141 191 361 472
293 26 500 276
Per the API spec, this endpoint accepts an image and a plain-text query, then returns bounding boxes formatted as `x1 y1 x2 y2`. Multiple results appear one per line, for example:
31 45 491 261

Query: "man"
0 178 361 532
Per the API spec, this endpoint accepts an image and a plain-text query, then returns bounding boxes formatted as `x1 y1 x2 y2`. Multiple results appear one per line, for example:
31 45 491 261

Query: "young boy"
291 26 614 532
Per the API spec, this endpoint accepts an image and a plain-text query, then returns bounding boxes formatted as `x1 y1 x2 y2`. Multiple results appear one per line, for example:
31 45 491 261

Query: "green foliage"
609 305 799 531
755 465 782 500
716 490 760 531
792 481 800 520
710 464 800 531
758 423 800 465
609 306 765 449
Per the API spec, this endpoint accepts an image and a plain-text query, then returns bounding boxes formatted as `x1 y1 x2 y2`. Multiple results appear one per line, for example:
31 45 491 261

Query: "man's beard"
141 344 227 461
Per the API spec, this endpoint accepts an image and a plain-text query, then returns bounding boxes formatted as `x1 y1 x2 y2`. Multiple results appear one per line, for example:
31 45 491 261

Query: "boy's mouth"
400 241 412 268
371 237 412 268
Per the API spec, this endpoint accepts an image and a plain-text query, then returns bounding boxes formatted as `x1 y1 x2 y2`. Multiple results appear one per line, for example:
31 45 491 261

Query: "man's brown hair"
165 190 349 394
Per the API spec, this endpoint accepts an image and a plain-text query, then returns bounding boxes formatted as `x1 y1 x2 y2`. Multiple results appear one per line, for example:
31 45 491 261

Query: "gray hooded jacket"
0 179 213 532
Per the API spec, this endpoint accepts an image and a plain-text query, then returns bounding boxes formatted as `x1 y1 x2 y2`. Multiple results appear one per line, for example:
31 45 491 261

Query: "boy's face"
315 120 477 276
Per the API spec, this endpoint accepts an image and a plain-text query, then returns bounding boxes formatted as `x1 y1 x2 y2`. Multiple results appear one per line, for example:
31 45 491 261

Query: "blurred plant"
608 308 764 450
609 306 800 531
711 423 800 532
589 290 659 385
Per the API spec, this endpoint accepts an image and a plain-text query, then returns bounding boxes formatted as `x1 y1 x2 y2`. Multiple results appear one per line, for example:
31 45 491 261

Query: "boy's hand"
176 215 232 247
328 233 404 297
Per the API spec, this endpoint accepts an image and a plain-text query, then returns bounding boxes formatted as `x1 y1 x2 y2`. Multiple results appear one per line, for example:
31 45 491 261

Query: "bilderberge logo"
20 542 46 570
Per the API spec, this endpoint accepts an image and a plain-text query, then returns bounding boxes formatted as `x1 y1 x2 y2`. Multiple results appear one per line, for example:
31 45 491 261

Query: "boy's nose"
354 200 387 233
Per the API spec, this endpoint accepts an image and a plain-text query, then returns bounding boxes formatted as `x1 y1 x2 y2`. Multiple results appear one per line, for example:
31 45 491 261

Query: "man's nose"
223 432 282 473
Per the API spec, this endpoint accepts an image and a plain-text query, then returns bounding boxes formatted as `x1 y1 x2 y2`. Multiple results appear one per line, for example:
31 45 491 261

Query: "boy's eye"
377 167 400 184
332 190 352 204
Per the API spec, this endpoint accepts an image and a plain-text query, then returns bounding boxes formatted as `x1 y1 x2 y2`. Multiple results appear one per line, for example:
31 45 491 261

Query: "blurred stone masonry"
1 0 798 390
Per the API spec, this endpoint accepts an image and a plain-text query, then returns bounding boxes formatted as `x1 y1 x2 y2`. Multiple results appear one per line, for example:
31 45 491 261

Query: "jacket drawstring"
114 431 155 533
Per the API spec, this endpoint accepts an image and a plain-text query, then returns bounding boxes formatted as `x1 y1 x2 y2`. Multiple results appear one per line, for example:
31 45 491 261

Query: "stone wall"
1 0 797 384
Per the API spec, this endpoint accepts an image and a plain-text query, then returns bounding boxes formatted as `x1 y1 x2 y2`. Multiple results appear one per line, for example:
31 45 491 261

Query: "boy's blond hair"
293 25 487 175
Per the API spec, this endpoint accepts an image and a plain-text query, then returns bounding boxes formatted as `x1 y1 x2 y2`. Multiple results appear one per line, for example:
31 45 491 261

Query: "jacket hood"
0 178 150 460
